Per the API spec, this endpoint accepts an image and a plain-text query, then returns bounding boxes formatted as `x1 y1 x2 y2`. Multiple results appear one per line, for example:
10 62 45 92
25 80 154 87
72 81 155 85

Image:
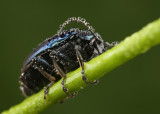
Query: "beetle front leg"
75 45 98 84
105 41 119 48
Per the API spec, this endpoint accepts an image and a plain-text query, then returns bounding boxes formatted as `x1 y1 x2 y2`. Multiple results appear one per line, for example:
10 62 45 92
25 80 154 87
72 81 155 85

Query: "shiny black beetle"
19 17 117 99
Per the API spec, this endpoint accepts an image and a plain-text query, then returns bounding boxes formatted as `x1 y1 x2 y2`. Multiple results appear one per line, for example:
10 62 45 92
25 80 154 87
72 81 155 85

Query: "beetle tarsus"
61 77 68 92
44 82 54 99
75 44 98 85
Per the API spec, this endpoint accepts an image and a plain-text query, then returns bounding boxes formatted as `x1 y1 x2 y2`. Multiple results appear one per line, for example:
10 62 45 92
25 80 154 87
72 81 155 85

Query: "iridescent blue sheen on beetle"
19 17 117 99
23 30 94 68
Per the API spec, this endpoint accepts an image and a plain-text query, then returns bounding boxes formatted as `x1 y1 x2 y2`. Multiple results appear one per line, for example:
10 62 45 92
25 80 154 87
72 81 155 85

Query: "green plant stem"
2 18 160 114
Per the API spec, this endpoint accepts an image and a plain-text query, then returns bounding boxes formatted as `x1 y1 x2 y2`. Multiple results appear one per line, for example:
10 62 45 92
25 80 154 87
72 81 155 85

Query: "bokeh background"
0 0 160 114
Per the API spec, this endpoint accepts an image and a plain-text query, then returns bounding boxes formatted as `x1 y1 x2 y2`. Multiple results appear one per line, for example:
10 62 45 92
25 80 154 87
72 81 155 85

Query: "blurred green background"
0 0 160 114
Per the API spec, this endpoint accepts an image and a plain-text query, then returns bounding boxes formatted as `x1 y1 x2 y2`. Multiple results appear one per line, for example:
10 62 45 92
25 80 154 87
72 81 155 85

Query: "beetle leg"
60 91 78 104
36 66 56 82
44 82 54 99
105 41 119 48
75 45 98 84
36 66 56 99
89 37 105 58
49 54 73 97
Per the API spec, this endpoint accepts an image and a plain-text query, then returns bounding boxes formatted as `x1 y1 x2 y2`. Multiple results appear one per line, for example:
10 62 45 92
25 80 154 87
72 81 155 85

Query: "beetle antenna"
57 17 95 36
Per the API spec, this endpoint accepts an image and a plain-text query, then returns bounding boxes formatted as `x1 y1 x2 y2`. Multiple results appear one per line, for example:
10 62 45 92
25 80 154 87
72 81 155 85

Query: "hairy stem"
2 18 160 114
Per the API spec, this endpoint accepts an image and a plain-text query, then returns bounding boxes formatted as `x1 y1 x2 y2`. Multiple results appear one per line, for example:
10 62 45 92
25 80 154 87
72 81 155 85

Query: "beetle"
19 17 117 99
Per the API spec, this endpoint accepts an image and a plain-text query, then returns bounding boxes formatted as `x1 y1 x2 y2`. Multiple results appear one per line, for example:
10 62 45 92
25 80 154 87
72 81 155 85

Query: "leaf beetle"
19 17 117 99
